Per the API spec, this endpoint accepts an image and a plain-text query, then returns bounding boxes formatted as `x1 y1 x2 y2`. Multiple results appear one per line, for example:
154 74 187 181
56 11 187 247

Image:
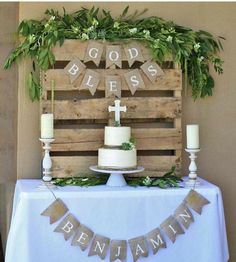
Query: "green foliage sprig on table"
53 166 182 188
4 6 224 101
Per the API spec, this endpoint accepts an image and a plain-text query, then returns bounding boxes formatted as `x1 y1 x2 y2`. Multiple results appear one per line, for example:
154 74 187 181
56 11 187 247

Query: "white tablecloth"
5 178 229 262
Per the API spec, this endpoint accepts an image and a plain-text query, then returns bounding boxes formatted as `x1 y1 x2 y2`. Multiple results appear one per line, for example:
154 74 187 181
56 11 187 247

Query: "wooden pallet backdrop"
40 40 182 177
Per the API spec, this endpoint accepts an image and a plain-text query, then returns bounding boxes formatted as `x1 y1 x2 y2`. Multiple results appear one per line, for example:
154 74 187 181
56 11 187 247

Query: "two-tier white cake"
98 100 137 169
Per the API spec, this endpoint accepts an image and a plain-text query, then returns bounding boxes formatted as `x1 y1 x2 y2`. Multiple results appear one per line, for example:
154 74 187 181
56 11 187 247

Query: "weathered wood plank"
52 40 157 61
51 155 180 178
43 97 182 120
52 128 182 151
43 69 182 91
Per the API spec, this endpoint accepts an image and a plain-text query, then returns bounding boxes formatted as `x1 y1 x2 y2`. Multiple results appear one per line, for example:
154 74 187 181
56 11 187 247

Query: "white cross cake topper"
108 100 127 124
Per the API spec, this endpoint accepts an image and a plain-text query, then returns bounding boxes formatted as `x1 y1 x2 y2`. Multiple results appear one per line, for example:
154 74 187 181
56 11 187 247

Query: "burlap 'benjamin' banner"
42 189 211 261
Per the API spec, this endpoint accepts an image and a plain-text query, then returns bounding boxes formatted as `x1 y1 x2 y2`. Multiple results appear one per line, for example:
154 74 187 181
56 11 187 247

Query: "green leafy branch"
4 6 224 100
53 166 182 188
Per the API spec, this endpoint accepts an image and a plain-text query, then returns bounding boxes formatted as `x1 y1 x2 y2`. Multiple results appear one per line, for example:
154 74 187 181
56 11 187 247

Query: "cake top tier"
104 126 131 146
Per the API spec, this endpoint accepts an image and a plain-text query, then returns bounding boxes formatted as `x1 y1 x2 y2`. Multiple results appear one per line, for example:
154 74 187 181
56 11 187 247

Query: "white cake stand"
89 166 145 187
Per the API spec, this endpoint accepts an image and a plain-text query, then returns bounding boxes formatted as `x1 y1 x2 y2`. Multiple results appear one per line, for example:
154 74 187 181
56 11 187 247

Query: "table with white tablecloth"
5 178 229 262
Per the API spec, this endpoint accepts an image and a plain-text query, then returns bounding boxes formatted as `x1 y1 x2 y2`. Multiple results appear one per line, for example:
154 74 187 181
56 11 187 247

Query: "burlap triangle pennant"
41 198 68 224
124 69 145 95
80 69 100 95
146 228 166 255
88 234 110 260
140 60 164 83
64 57 86 84
105 75 121 98
128 236 148 262
184 189 210 214
174 202 194 229
84 41 103 66
124 43 144 67
160 215 184 243
54 213 80 241
71 224 94 251
106 45 122 68
110 240 127 262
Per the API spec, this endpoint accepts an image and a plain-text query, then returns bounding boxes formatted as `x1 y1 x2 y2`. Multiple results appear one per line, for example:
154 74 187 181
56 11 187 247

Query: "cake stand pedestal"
89 166 145 187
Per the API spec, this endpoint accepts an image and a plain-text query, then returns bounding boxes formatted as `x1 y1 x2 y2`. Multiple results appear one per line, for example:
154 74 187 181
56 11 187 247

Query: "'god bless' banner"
63 41 164 97
41 189 210 261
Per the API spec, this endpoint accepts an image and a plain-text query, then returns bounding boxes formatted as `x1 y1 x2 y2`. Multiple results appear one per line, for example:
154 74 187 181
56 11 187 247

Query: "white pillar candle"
186 124 199 149
41 114 54 139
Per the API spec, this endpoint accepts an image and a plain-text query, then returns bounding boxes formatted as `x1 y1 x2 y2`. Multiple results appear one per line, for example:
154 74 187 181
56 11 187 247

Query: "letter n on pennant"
146 228 166 255
41 198 68 224
54 213 80 241
88 234 110 260
128 236 148 262
174 202 194 229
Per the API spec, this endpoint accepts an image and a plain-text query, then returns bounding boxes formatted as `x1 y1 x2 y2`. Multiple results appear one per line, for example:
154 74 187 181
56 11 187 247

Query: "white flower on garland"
71 26 79 33
92 18 99 26
194 43 201 52
143 176 152 186
129 28 138 34
87 26 94 32
81 33 89 40
113 21 120 28
166 35 173 42
143 29 150 38
198 56 205 62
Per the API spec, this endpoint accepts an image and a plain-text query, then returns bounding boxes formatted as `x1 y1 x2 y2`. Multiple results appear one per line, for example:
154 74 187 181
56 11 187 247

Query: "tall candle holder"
39 138 56 188
185 148 201 187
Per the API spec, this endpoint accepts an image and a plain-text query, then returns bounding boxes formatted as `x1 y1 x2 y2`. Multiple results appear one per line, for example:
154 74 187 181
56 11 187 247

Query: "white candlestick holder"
39 138 56 189
185 148 201 187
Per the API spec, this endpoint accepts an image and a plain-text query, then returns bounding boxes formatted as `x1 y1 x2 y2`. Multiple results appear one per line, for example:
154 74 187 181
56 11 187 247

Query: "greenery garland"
4 7 224 101
53 166 183 188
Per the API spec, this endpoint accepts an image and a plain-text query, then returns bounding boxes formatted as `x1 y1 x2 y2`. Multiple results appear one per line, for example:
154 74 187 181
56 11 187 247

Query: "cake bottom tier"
98 148 137 169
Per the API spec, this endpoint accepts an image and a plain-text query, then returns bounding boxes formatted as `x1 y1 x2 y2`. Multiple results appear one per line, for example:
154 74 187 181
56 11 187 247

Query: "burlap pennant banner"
110 240 127 262
128 236 148 262
146 227 166 255
105 75 122 98
88 234 110 260
54 213 80 241
141 60 164 83
71 224 94 251
64 57 86 84
124 69 145 95
174 202 194 229
106 45 122 68
124 43 144 67
80 69 101 95
84 41 103 66
184 189 210 215
41 198 68 224
160 215 184 243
